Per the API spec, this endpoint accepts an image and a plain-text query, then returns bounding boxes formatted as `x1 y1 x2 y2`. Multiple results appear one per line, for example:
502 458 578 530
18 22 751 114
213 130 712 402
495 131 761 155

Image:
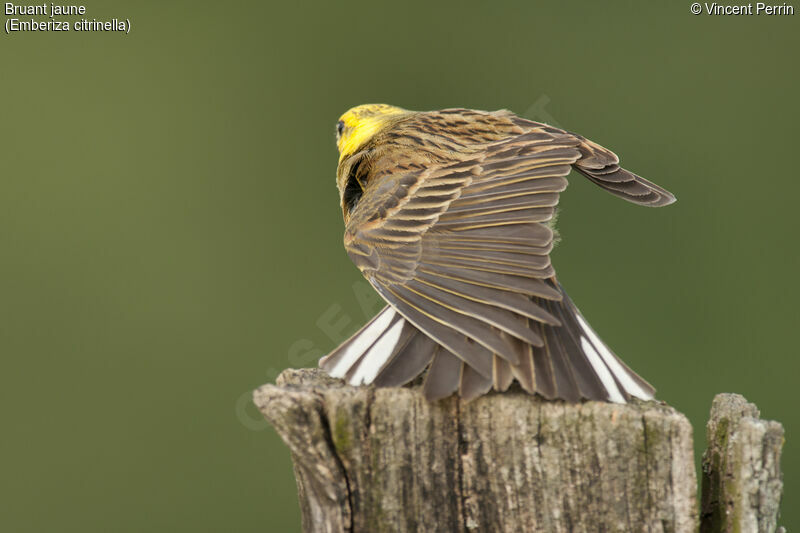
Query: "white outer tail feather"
349 318 406 385
328 306 397 379
325 303 654 403
574 312 654 401
579 337 626 403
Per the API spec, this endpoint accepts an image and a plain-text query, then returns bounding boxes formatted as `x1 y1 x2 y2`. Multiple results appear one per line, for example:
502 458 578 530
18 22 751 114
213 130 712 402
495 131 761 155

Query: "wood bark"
255 368 702 532
700 393 785 533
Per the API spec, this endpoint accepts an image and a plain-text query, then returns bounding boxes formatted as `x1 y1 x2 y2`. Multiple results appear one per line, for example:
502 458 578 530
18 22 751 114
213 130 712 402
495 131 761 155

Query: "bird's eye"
336 120 345 138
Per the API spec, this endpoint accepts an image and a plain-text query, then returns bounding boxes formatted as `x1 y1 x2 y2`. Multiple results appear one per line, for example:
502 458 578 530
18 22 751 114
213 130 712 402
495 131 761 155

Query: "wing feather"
416 262 562 299
336 112 673 398
414 271 561 326
377 284 495 377
385 283 521 365
404 279 546 347
344 130 580 382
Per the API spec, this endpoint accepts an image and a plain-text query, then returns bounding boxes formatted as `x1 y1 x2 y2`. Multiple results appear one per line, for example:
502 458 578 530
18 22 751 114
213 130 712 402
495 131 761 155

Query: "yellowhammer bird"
319 104 675 402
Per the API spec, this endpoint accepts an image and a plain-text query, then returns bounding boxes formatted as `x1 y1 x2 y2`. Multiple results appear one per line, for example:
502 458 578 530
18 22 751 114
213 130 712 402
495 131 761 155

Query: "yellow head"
335 104 410 161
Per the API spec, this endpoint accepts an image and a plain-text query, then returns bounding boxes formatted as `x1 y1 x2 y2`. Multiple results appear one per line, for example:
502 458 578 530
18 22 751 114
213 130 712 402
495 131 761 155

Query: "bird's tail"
514 283 656 403
319 284 655 403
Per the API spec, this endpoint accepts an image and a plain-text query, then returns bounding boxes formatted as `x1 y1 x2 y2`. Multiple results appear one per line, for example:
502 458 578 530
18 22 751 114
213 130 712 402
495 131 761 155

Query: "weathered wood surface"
254 368 698 533
701 393 785 533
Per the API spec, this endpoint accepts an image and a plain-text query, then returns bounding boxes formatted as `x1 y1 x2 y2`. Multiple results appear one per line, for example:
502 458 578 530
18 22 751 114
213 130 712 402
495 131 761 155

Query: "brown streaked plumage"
320 104 675 402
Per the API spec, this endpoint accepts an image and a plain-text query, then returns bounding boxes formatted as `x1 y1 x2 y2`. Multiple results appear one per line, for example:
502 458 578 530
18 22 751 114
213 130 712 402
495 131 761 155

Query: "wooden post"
700 394 785 533
253 369 784 533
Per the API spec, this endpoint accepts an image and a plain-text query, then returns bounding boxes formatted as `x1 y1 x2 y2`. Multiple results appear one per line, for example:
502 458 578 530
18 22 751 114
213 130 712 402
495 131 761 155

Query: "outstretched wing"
341 127 582 386
568 133 675 206
322 109 673 401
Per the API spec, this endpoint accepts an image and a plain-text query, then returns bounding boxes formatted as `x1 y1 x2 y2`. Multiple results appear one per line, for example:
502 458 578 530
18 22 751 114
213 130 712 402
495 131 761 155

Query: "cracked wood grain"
255 368 706 532
700 394 785 533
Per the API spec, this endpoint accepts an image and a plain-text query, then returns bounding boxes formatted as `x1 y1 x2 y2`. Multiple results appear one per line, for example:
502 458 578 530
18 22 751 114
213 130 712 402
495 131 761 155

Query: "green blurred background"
1 1 796 530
